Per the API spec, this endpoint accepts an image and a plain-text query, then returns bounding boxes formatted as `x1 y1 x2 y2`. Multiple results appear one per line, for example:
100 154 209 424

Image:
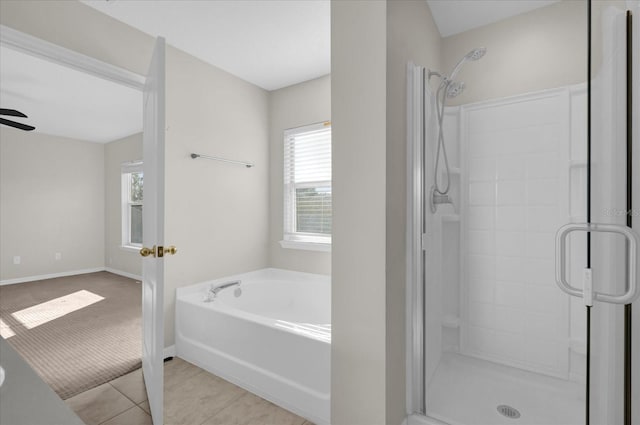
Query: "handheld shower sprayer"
446 81 465 98
448 47 487 82
427 47 486 212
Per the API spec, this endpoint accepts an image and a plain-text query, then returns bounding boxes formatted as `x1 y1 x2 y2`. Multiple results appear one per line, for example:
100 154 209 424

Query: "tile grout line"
86 382 147 425
97 405 146 425
107 381 148 408
65 383 132 425
94 404 133 425
194 389 248 425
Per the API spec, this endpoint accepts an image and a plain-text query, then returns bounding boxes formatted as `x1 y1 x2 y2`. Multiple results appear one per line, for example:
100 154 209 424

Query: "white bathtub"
175 268 331 425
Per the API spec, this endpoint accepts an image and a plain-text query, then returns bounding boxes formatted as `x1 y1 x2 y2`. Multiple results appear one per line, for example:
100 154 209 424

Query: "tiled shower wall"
459 87 586 379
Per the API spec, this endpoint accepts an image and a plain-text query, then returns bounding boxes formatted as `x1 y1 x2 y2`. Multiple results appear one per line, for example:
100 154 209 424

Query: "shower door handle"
555 223 640 305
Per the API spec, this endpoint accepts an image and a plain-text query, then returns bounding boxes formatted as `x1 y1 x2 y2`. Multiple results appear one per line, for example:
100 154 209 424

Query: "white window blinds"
283 121 332 244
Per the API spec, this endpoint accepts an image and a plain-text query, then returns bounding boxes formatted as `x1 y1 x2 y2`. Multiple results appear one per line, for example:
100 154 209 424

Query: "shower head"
465 47 486 61
448 47 487 81
446 81 465 98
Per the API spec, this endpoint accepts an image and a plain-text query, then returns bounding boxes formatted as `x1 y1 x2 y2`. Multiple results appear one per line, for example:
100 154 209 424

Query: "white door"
142 36 166 425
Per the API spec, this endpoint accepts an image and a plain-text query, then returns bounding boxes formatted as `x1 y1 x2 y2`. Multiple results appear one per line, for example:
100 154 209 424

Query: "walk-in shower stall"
407 2 639 424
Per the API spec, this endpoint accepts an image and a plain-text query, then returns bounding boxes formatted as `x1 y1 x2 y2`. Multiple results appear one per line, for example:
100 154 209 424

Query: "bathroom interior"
1 0 639 425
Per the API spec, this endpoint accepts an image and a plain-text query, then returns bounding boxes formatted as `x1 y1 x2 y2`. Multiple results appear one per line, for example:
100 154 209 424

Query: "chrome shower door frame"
406 61 426 416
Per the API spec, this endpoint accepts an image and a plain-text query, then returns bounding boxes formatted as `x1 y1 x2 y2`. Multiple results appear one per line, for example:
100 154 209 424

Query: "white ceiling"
0 45 142 143
81 0 331 92
427 0 560 37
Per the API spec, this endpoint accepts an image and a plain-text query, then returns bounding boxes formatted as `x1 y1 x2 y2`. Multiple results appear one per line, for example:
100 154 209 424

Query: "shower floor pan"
426 353 583 425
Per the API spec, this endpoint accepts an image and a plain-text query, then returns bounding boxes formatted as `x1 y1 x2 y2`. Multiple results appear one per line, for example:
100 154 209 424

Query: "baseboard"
164 345 176 359
407 414 448 425
105 267 142 281
0 267 105 286
0 267 143 285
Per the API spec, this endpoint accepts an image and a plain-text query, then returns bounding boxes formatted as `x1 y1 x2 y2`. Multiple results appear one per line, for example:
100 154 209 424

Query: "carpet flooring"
0 271 142 399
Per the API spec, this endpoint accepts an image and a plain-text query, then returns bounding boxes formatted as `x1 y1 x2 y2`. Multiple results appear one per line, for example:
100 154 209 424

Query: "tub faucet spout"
205 280 242 302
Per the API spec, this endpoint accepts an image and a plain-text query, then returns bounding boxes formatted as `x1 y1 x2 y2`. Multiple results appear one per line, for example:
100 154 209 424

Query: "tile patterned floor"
65 357 315 425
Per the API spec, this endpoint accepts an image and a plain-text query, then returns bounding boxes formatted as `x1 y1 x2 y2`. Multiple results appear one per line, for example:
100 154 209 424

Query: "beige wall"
0 127 105 281
442 0 587 105
386 1 443 423
0 126 143 284
330 1 444 423
163 45 270 346
331 1 388 424
269 75 331 275
105 133 143 278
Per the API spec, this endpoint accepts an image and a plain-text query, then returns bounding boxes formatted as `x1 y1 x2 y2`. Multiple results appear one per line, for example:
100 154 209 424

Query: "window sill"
279 240 331 252
120 245 142 253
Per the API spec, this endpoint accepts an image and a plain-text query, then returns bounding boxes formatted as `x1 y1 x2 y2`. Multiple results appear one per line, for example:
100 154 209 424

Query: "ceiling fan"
0 109 35 131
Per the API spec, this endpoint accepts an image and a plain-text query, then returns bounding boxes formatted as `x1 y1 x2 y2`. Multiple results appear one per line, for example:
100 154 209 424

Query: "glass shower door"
577 1 639 424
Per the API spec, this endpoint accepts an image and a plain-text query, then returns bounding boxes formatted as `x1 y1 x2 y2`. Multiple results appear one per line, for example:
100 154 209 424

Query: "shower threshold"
425 352 584 425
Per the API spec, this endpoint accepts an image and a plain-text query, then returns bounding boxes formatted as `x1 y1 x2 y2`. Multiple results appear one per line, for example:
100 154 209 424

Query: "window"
282 121 331 250
121 161 143 248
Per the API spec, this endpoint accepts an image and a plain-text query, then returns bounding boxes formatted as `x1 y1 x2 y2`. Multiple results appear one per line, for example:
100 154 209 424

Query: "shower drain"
497 405 521 419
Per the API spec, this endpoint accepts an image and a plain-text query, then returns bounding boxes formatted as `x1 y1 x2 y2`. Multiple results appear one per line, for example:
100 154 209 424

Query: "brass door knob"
140 246 156 257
